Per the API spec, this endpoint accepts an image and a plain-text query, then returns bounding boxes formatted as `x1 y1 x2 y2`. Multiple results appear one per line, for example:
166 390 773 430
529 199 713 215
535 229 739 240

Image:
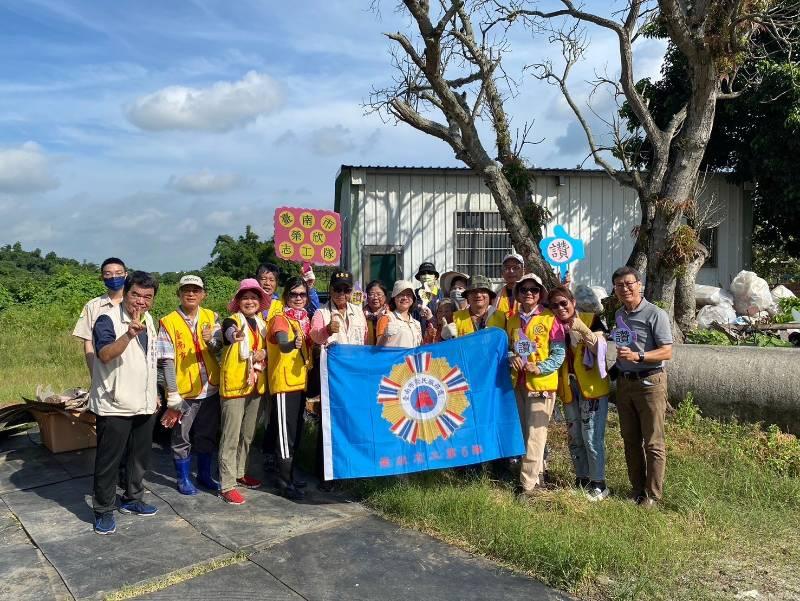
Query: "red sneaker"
236 475 262 489
220 489 245 505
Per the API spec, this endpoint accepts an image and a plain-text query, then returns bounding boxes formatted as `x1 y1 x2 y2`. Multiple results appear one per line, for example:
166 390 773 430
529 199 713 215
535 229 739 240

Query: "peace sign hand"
233 325 246 342
127 309 146 339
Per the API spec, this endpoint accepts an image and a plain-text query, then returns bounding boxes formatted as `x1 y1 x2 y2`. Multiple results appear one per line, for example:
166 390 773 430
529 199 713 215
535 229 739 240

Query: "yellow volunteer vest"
506 309 559 392
267 313 312 394
557 312 611 403
495 287 518 318
160 308 220 399
220 313 267 399
453 309 506 337
263 297 284 322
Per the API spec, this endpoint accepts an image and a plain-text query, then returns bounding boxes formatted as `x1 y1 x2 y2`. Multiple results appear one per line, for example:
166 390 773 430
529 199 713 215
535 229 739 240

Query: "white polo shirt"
72 294 117 341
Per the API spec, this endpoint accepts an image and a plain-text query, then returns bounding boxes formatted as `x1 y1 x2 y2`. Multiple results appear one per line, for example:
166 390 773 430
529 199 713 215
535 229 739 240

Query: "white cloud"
0 142 59 193
206 210 233 227
126 71 282 132
309 124 355 156
167 170 244 194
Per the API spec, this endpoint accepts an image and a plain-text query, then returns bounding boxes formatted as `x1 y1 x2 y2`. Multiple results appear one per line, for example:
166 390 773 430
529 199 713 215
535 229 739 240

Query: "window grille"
455 212 512 280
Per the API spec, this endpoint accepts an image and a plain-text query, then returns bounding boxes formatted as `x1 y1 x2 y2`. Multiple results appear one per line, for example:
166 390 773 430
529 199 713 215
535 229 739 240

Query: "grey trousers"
171 393 220 460
218 393 262 492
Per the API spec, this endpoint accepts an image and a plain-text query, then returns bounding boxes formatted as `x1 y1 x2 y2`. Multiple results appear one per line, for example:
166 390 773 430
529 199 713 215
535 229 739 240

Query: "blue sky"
0 0 667 271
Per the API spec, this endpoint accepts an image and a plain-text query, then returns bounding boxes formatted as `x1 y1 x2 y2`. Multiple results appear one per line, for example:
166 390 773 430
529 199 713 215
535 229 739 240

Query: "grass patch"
103 552 248 600
345 397 800 601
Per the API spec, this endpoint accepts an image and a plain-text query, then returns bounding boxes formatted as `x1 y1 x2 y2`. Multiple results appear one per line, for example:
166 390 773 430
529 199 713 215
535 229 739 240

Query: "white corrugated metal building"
334 165 751 290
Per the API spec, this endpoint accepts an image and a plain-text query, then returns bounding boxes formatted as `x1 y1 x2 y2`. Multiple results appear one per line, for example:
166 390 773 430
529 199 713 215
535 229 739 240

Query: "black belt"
621 367 663 380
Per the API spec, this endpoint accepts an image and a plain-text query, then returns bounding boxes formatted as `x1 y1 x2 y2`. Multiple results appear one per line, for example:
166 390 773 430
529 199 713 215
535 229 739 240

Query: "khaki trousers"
514 386 556 491
615 371 668 501
218 393 262 492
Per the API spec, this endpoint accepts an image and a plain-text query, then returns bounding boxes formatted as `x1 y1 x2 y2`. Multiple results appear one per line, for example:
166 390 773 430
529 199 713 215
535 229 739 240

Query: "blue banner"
320 328 524 480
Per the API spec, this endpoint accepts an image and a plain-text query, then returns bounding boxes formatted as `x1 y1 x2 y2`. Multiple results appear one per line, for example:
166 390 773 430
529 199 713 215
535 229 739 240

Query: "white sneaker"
586 485 610 502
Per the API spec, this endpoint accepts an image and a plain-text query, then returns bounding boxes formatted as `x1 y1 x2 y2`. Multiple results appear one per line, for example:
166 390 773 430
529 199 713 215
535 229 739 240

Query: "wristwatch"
637 351 645 363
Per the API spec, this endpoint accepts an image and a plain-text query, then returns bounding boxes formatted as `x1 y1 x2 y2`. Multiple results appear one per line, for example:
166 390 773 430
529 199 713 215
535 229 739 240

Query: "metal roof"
339 164 608 175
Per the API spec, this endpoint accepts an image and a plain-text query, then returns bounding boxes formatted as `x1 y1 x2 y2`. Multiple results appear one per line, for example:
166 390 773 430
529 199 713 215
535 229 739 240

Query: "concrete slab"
2 477 231 601
144 456 367 552
0 499 72 601
251 515 572 601
136 560 303 600
53 447 95 479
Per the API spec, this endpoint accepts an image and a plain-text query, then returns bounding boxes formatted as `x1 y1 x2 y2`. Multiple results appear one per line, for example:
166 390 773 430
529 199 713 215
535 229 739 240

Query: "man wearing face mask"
441 271 469 311
73 257 128 376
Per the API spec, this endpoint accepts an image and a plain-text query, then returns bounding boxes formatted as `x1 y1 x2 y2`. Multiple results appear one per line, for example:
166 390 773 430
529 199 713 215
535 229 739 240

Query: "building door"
362 245 403 289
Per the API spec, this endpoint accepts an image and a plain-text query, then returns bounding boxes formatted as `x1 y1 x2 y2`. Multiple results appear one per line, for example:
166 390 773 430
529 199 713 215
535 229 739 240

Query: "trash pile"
26 385 90 413
694 270 796 327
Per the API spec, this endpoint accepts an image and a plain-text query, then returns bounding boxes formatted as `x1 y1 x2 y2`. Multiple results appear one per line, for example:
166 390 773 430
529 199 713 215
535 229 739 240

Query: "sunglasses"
332 287 352 294
518 286 541 295
551 300 571 309
288 292 308 299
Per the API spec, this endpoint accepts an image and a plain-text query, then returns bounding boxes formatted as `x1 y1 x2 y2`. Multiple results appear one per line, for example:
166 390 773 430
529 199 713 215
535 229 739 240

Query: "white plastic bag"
694 284 724 307
574 284 604 313
729 270 773 315
696 304 737 329
771 285 796 301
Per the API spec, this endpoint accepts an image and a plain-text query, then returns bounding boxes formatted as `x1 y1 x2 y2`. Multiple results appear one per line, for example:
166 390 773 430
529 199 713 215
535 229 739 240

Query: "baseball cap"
178 275 204 289
502 252 524 266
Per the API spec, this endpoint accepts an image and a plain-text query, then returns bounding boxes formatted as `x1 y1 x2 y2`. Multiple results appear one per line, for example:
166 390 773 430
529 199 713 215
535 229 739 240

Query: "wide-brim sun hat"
391 279 417 299
465 275 497 300
440 271 469 295
228 278 270 313
514 273 547 297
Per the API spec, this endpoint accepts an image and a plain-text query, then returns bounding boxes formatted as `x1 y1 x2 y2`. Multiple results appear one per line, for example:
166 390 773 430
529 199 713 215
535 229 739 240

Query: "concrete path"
0 428 571 601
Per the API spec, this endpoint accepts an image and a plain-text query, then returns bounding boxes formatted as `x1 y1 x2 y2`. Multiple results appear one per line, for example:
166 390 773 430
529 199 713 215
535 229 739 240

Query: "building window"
700 227 718 268
455 212 512 279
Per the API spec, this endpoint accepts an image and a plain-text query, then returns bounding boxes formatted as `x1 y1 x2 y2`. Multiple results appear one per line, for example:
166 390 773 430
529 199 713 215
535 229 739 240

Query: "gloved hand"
440 322 458 340
570 317 597 345
166 390 184 410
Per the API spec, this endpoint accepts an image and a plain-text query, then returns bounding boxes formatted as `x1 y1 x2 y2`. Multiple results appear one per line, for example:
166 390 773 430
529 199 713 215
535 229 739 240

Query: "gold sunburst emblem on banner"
377 352 470 444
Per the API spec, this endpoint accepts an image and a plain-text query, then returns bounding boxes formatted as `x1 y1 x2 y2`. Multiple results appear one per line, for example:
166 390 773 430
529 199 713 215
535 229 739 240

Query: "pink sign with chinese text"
273 207 342 265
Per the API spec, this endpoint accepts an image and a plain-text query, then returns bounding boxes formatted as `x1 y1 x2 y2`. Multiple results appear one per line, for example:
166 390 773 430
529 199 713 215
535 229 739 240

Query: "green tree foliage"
204 225 282 281
621 27 800 255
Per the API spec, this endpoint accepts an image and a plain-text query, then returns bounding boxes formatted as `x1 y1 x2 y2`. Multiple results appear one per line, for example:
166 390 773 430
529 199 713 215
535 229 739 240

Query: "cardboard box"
30 409 96 454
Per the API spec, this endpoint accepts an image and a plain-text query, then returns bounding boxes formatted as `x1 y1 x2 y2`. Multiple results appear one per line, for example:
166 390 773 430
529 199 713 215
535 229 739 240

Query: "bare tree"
367 0 559 287
491 0 798 334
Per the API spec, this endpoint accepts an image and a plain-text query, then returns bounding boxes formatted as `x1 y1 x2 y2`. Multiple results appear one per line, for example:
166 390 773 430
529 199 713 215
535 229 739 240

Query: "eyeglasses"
288 292 308 299
502 264 522 271
551 300 570 309
518 287 541 295
367 292 385 298
614 280 640 290
332 287 352 294
130 291 154 302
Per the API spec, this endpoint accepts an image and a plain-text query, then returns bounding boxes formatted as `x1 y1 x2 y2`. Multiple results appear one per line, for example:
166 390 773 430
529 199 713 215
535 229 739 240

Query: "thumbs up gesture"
201 323 214 342
329 315 342 334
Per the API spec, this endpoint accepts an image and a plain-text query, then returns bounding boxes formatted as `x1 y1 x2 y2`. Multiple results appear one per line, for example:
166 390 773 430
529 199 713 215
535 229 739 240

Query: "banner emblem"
377 352 470 444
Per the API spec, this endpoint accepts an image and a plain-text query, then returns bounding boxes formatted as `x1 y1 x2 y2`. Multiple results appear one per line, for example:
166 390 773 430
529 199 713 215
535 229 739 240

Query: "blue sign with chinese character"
320 328 524 480
539 225 585 268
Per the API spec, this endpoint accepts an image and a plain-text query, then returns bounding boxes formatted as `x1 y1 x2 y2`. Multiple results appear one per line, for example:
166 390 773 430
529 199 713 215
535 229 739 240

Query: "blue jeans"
563 378 608 483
